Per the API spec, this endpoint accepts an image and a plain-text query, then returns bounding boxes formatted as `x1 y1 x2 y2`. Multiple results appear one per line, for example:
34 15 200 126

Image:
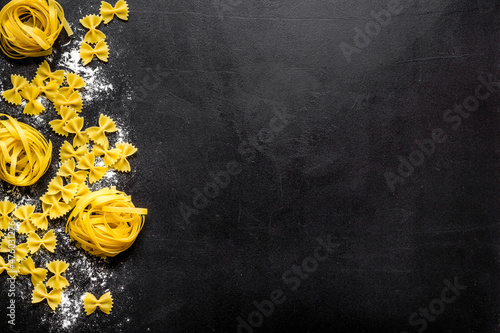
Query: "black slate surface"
1 0 500 332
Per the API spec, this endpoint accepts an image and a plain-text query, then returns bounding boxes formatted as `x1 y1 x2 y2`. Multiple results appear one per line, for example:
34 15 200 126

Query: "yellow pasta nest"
0 114 52 186
66 187 147 258
0 0 73 59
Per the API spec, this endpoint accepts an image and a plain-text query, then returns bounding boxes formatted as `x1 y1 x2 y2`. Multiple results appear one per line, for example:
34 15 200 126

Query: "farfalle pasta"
27 230 57 254
86 114 118 147
80 14 106 44
100 0 129 24
60 141 88 162
36 61 65 85
32 283 62 311
54 91 83 113
83 291 113 315
46 260 69 290
20 257 48 286
40 193 71 219
32 76 60 102
21 85 45 115
0 236 29 262
14 205 37 234
58 158 89 185
80 40 109 65
47 176 78 204
59 73 86 98
49 106 79 137
66 187 147 257
64 117 88 147
0 114 52 186
0 256 19 277
31 210 49 231
114 143 137 172
93 144 120 167
0 0 73 59
0 201 15 230
77 152 107 184
2 74 29 105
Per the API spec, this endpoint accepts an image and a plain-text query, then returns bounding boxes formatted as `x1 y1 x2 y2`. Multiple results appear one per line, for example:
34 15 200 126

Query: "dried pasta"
86 114 118 147
80 14 106 44
0 201 15 230
0 114 52 186
32 283 62 311
49 106 78 137
66 187 147 257
57 158 88 185
114 143 137 172
100 0 129 24
46 260 69 290
77 152 107 184
21 85 45 115
0 256 19 277
20 257 48 286
83 291 113 315
47 176 78 204
0 0 73 59
40 193 71 219
31 210 49 231
64 117 88 147
27 230 57 254
32 76 60 102
54 91 83 113
0 236 29 262
14 205 37 234
2 75 29 105
36 61 65 85
93 144 120 167
60 141 88 162
59 73 86 98
80 40 109 65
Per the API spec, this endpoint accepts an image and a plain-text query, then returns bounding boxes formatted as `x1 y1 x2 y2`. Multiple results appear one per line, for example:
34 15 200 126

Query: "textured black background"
1 0 500 332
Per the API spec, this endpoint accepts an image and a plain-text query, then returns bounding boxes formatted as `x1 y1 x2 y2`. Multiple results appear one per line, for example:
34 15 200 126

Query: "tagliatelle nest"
0 0 73 59
0 114 52 186
66 187 147 258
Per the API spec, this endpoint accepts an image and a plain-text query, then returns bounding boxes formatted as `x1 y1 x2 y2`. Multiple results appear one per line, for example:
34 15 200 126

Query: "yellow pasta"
21 85 45 115
27 230 57 254
49 106 78 137
47 176 78 204
31 210 49 231
40 193 70 219
0 236 29 262
113 143 137 172
80 40 109 65
2 74 29 105
54 91 83 113
57 158 88 185
46 260 69 290
93 144 120 167
59 73 86 98
0 256 19 277
69 183 90 209
19 257 48 286
77 152 107 184
36 61 65 85
86 114 118 147
14 205 37 234
0 114 52 186
66 187 147 257
80 14 106 44
32 282 62 311
83 291 113 315
59 141 88 162
0 0 73 59
0 201 15 230
100 0 129 24
63 117 88 147
32 76 60 102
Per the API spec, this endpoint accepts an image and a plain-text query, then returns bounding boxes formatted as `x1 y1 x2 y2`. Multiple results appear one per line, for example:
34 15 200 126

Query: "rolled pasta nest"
0 113 52 186
66 187 147 258
0 0 73 59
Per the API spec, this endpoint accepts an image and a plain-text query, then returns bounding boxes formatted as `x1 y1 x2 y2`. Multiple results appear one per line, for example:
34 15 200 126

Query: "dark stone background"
1 0 500 332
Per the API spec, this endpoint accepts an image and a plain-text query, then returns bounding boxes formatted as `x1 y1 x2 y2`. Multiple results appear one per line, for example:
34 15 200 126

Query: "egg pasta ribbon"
83 291 113 315
0 0 73 59
66 187 147 257
80 40 109 65
0 114 52 186
100 0 129 24
20 257 48 286
2 75 29 105
27 230 57 254
46 260 69 290
32 283 63 311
